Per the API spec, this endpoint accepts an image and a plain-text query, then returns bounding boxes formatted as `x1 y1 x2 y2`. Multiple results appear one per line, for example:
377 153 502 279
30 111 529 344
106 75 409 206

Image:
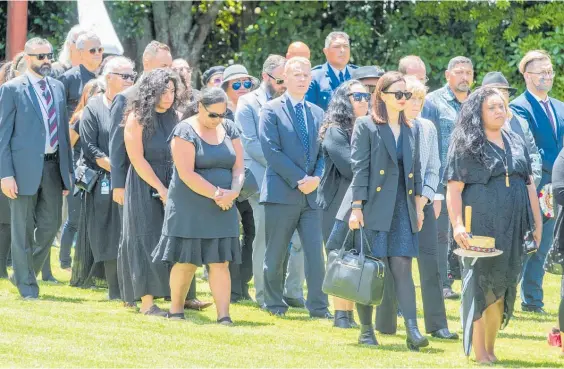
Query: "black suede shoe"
431 328 459 340
310 310 334 319
283 296 306 308
333 310 352 328
358 324 378 346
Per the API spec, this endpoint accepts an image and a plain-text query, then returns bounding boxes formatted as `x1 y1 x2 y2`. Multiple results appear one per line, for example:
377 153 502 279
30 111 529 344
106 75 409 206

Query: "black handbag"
74 153 100 193
322 227 386 306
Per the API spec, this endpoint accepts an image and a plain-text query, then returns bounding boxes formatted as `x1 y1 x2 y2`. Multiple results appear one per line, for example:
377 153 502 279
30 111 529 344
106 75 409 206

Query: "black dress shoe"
283 296 306 308
431 328 459 340
522 306 547 314
333 310 352 328
42 276 60 284
310 311 334 319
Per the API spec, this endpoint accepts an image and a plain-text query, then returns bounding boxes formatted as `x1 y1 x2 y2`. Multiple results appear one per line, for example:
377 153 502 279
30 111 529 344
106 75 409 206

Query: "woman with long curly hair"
318 79 369 328
327 71 426 350
121 68 182 316
77 56 136 300
446 87 541 363
152 87 244 324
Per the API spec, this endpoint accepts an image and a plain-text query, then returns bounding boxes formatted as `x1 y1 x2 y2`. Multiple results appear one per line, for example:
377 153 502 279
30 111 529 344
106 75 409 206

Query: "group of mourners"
1 26 564 363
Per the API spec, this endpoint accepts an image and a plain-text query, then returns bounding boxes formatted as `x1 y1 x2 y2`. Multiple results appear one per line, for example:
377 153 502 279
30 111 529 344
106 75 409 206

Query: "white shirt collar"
329 64 348 78
102 94 112 109
25 70 46 85
527 89 550 103
285 92 305 108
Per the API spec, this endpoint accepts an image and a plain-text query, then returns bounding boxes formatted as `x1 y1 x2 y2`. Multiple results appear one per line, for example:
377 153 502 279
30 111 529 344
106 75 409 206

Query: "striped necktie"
38 79 58 149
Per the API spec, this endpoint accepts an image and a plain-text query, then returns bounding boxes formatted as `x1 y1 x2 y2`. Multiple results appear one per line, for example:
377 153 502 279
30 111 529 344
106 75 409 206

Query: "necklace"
486 139 510 187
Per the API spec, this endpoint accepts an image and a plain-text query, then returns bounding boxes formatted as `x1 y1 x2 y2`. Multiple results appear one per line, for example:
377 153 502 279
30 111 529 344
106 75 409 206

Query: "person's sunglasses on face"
348 92 371 102
382 90 413 100
202 104 227 119
231 80 253 91
28 53 53 61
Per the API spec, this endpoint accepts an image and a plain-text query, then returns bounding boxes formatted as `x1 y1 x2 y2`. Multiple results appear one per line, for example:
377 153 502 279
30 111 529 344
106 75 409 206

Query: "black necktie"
339 71 344 83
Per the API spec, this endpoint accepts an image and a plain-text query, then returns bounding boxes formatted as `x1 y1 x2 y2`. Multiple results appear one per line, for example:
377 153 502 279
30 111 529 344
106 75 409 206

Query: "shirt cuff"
422 186 435 204
434 194 445 201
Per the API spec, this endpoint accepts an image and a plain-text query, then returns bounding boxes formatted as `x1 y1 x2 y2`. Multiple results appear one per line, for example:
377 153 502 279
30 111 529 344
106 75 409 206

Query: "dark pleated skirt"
152 235 241 267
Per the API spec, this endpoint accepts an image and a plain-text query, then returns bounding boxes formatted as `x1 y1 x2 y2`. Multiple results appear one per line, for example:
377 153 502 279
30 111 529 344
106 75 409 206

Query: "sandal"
217 316 234 326
167 312 186 320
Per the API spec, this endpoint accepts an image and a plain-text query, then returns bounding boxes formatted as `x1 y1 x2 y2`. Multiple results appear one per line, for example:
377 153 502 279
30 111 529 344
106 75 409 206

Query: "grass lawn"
0 248 563 368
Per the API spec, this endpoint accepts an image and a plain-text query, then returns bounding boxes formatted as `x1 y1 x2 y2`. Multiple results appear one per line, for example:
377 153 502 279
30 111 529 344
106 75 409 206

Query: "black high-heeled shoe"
358 324 379 346
405 319 429 351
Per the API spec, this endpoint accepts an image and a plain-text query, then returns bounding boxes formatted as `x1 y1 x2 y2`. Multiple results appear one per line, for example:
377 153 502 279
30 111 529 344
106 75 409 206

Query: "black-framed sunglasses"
28 53 53 61
202 104 227 119
110 72 137 82
365 85 377 94
266 72 284 85
348 92 371 102
382 91 412 100
89 47 104 55
231 80 253 91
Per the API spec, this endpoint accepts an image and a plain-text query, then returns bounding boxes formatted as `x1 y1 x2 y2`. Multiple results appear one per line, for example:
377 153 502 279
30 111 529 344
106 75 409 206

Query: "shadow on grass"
185 314 273 327
40 294 87 303
346 342 445 354
498 359 564 368
498 332 546 341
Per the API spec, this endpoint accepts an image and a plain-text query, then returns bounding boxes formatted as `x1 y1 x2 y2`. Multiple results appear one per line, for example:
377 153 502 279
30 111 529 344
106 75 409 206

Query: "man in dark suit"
305 32 357 111
510 50 564 314
259 57 331 318
0 38 73 298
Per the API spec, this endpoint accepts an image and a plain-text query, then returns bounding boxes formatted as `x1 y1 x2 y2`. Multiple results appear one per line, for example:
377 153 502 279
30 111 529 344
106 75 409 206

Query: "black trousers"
230 200 255 300
9 160 63 297
0 223 10 278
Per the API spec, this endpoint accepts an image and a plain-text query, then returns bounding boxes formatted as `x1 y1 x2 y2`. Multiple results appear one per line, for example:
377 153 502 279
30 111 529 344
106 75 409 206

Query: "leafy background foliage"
1 0 562 98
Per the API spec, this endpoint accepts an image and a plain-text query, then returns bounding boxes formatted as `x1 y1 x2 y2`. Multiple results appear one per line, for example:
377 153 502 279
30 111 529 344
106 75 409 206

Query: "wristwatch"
351 203 363 210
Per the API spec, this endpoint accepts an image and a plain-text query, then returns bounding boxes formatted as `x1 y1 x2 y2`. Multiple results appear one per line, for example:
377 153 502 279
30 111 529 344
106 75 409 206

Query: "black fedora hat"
351 66 385 80
481 71 517 94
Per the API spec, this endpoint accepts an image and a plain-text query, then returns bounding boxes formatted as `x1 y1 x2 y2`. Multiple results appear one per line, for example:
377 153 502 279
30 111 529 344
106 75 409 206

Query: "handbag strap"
338 226 373 258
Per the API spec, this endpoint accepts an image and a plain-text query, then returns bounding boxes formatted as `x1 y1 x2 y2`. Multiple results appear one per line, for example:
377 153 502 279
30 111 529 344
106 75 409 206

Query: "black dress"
446 131 533 355
121 109 177 300
152 120 241 267
79 95 122 263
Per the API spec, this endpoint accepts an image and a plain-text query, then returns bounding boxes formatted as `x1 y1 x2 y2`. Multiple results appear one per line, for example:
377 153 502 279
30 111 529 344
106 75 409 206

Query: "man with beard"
0 38 73 298
426 56 474 300
235 55 306 308
172 58 201 118
511 50 564 314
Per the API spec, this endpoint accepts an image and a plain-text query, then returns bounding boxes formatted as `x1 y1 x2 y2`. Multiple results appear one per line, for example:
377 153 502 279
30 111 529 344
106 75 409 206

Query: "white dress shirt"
286 92 308 127
26 71 57 154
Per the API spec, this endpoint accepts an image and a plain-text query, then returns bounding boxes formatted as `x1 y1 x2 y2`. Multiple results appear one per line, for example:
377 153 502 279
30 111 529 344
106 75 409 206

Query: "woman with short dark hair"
327 71 426 350
152 87 245 324
446 87 541 363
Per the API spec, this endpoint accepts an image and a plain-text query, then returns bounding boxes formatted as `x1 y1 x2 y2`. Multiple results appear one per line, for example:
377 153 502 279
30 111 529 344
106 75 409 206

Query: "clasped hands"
297 175 320 195
214 187 239 211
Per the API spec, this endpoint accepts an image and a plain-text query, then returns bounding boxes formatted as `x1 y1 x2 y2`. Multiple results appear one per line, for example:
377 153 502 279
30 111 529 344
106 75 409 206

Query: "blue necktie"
339 71 344 83
295 103 310 168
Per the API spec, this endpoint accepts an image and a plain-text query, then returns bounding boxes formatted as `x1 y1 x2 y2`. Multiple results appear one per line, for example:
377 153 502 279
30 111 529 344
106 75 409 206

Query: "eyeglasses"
110 72 137 82
364 85 377 94
28 53 53 61
348 92 371 102
382 91 412 100
202 104 227 119
266 73 284 85
231 80 253 91
526 70 556 78
88 47 104 55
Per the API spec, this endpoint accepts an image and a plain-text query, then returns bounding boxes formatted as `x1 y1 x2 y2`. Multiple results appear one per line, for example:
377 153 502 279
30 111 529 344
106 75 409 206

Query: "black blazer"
551 149 564 253
317 125 353 209
336 115 422 233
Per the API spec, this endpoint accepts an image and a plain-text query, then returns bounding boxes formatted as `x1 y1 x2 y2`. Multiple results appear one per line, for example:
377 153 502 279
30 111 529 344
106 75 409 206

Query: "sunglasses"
266 73 284 85
89 47 104 55
382 91 412 100
202 104 227 119
110 72 137 82
28 53 53 61
231 80 253 91
365 85 377 94
348 92 371 102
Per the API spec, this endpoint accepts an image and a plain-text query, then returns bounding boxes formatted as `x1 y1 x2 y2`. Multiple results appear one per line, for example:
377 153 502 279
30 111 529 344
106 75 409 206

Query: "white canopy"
77 0 124 55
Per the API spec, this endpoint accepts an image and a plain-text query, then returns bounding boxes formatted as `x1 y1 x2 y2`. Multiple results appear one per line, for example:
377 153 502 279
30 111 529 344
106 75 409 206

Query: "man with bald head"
286 41 311 60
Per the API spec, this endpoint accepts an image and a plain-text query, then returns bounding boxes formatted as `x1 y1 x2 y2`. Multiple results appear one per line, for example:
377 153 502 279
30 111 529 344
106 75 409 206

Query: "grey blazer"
235 85 268 188
259 94 324 208
336 116 422 233
0 75 73 195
